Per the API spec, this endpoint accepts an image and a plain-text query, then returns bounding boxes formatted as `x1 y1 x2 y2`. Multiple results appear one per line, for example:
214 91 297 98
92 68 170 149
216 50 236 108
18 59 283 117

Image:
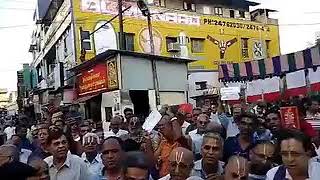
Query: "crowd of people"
1 97 320 180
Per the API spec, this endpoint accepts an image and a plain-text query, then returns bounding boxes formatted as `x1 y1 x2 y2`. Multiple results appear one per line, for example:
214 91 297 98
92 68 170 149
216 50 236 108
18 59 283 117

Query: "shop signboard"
77 63 108 96
280 106 300 129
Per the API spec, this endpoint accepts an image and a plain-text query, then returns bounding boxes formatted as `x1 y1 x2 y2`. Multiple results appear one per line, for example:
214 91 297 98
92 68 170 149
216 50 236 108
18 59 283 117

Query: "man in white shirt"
189 114 210 160
266 129 320 180
104 116 128 138
4 120 15 140
210 104 221 125
81 133 103 176
44 130 90 180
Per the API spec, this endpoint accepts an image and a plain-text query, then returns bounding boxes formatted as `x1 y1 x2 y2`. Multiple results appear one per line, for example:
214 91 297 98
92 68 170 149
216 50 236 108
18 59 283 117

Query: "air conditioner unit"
167 42 180 52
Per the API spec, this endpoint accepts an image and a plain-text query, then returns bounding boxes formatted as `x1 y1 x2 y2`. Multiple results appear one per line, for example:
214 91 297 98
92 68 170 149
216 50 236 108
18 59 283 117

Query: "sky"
0 0 320 91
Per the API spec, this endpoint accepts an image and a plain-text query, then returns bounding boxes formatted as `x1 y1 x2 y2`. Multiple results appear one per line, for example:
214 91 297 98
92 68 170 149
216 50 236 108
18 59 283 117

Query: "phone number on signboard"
203 18 270 32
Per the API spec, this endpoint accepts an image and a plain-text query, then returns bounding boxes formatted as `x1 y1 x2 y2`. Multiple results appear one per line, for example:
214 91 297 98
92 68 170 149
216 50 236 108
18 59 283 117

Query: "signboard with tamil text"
77 63 108 97
280 106 301 129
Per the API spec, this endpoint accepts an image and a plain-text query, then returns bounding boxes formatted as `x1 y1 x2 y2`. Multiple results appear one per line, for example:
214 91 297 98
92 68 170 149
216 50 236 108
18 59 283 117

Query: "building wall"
120 55 188 91
72 0 280 71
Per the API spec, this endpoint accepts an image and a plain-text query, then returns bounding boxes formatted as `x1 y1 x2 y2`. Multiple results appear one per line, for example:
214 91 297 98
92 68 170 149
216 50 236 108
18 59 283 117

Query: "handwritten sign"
280 106 300 129
221 87 240 101
77 63 108 96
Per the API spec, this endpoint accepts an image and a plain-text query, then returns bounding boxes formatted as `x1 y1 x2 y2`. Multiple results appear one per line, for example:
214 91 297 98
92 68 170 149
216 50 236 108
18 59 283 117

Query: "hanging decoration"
219 45 320 81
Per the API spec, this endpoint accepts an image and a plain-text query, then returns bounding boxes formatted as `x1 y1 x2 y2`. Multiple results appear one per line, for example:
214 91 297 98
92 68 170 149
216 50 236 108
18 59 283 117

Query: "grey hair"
0 144 19 162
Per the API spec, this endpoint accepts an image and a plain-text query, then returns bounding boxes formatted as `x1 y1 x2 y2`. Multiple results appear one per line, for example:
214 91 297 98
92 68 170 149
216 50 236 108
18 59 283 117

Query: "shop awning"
73 94 100 104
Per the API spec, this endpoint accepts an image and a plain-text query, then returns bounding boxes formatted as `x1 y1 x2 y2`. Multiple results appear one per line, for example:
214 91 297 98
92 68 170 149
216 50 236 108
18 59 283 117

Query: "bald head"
225 156 249 180
169 147 194 165
169 147 194 180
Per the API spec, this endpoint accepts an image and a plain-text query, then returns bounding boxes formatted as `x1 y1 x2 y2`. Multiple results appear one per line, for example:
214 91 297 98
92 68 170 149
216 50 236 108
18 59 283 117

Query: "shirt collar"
81 153 101 164
48 152 71 169
194 159 224 175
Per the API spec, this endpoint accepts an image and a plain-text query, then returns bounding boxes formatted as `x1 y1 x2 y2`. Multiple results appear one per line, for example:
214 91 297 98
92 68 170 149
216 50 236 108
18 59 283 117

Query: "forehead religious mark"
175 151 184 164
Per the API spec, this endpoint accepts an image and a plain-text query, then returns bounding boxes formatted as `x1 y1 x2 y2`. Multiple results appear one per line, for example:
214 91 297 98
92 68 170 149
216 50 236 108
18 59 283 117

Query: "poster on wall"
280 106 301 129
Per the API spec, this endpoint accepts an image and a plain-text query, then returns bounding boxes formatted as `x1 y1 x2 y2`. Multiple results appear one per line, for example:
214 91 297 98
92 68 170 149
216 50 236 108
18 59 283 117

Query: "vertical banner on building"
280 106 300 129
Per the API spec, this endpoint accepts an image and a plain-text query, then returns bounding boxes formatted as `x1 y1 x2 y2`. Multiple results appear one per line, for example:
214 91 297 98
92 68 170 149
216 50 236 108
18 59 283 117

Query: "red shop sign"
280 106 301 130
77 63 108 96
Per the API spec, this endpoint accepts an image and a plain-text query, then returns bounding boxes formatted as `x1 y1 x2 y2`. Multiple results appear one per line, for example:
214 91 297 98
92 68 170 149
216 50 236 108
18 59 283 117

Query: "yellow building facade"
72 0 280 71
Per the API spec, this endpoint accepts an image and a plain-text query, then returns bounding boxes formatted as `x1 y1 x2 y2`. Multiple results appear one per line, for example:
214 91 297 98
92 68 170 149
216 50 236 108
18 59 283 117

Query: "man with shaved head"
100 136 124 180
0 144 37 179
159 147 195 180
224 155 249 180
189 114 210 160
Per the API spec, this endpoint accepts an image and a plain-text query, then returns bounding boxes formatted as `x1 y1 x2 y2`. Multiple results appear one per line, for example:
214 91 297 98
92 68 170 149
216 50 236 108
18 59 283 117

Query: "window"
80 29 92 51
203 6 211 15
230 10 235 18
183 1 196 12
154 0 166 7
239 10 245 18
191 38 204 53
214 7 223 16
266 40 271 58
124 33 135 51
241 38 249 58
166 37 178 51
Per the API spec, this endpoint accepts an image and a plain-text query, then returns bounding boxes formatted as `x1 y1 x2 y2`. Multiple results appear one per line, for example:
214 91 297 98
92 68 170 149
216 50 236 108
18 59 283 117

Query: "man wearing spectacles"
266 129 320 180
189 114 210 160
249 141 275 180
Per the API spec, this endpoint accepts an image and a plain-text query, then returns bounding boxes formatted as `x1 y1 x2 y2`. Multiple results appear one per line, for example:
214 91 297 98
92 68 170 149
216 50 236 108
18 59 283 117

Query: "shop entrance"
129 90 150 120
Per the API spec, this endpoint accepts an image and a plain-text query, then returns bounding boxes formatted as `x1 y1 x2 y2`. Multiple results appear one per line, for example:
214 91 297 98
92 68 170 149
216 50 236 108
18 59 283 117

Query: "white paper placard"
221 87 240 101
142 110 162 133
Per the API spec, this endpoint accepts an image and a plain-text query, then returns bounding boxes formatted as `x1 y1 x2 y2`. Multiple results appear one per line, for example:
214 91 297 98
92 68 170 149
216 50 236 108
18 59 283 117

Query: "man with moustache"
224 112 258 161
249 141 276 180
266 129 320 180
81 133 103 176
191 133 224 179
100 136 124 180
44 130 90 180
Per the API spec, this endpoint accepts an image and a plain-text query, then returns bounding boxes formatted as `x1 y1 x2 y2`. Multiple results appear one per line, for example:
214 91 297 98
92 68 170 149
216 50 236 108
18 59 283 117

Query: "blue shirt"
223 135 253 162
21 137 34 151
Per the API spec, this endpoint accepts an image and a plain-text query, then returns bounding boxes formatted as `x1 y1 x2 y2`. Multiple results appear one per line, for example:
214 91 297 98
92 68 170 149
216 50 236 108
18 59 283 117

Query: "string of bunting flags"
219 45 320 81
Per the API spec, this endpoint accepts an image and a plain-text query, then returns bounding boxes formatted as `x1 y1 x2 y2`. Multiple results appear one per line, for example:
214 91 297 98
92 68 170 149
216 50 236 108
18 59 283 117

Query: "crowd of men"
1 97 320 180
